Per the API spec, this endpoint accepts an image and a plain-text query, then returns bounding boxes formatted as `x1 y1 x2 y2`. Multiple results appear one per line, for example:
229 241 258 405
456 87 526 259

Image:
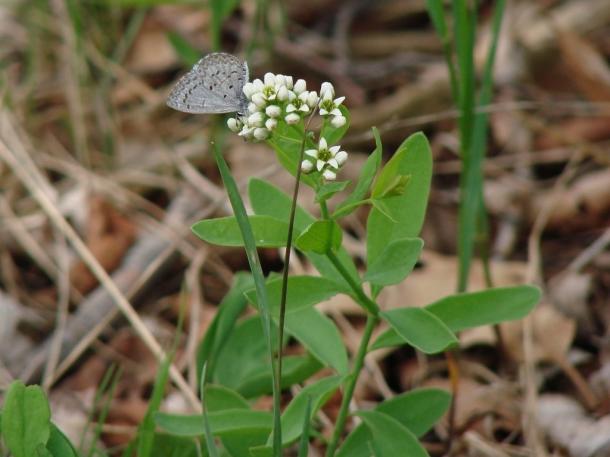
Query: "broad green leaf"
370 327 405 351
320 105 351 145
192 215 290 248
205 385 249 412
248 179 360 289
2 381 51 457
380 308 458 354
238 354 323 399
363 238 423 286
197 273 253 383
334 127 383 219
337 388 451 457
46 424 78 457
355 411 429 457
367 132 432 265
426 285 541 332
278 376 344 445
285 308 348 374
36 445 53 457
315 181 350 203
245 275 345 316
154 410 272 437
149 433 199 457
295 220 342 254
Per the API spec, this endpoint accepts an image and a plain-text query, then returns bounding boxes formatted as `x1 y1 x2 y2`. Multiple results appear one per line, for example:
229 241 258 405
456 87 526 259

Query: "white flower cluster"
227 74 348 180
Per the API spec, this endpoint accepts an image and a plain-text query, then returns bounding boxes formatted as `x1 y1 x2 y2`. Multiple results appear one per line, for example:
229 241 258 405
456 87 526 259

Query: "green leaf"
2 381 51 457
192 215 290 248
380 308 458 354
285 308 348 374
296 396 312 457
355 411 429 457
369 198 397 223
338 387 451 457
364 238 423 286
315 181 350 203
248 179 360 289
426 285 541 332
372 285 540 350
46 424 78 457
154 410 272 437
149 433 199 457
245 275 345 316
367 132 432 266
376 174 411 198
197 273 253 383
279 376 344 445
205 385 250 412
320 105 350 145
295 220 342 254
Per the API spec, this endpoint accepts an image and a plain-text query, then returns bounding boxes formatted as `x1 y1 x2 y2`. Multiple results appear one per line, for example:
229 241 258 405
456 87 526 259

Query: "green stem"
327 252 378 315
325 313 379 457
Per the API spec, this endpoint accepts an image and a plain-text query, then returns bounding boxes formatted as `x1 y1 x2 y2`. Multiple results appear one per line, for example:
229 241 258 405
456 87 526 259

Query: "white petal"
274 74 286 87
299 104 310 113
305 149 318 158
252 93 266 107
285 75 294 89
316 159 325 171
320 82 334 99
319 137 328 150
330 108 342 116
329 145 340 155
253 79 264 91
242 82 256 99
227 118 240 132
307 91 319 108
248 102 259 114
328 158 339 168
319 108 329 116
277 86 289 101
334 96 345 105
335 150 348 165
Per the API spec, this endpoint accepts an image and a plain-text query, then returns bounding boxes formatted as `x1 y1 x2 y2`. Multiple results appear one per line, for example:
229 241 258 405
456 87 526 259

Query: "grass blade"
212 144 282 456
296 396 312 457
200 363 220 457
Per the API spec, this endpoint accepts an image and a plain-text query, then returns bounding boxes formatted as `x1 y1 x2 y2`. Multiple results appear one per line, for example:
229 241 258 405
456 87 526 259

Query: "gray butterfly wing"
166 53 249 114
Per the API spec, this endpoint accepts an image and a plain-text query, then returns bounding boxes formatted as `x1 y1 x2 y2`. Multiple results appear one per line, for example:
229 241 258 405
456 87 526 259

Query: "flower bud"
242 82 256 99
251 92 266 108
285 113 300 125
264 72 276 86
277 86 289 101
227 117 241 132
252 79 264 91
307 91 319 108
265 118 278 130
248 102 259 114
265 105 281 118
335 150 348 166
248 112 264 127
284 75 294 89
253 127 269 140
275 74 286 87
323 169 337 180
320 82 334 99
330 115 346 128
301 160 314 173
294 79 307 94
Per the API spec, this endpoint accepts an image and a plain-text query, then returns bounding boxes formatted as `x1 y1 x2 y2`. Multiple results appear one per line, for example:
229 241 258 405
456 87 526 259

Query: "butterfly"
166 52 249 115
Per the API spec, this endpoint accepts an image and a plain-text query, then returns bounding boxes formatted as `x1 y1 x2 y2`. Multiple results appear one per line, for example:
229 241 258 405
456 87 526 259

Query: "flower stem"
325 313 379 457
327 252 379 315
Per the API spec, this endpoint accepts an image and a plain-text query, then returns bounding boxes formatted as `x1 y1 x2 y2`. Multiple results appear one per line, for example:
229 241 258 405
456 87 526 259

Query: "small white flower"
301 160 314 173
277 86 289 101
284 75 294 89
293 79 307 95
275 74 286 88
253 127 269 141
330 115 346 128
285 113 300 124
248 112 264 127
304 137 348 179
265 118 278 130
323 169 337 180
265 105 281 118
320 82 335 100
319 94 346 117
248 102 259 114
227 117 242 132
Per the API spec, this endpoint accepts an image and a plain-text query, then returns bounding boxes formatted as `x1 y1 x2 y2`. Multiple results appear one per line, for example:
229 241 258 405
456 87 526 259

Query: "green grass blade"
200 363 220 457
296 396 312 457
212 144 282 456
425 0 459 100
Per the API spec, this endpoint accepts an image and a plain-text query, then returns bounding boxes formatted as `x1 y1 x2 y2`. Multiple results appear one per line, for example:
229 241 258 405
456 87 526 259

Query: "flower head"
303 137 348 180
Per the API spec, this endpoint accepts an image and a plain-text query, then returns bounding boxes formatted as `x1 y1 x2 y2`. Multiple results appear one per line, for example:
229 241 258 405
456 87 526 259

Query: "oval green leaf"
380 308 458 354
192 215 290 248
364 238 423 286
295 220 343 254
355 411 429 457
